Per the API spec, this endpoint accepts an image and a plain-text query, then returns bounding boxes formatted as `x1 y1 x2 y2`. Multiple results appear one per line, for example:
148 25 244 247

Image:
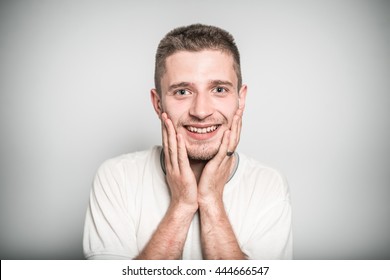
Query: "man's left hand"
197 106 244 205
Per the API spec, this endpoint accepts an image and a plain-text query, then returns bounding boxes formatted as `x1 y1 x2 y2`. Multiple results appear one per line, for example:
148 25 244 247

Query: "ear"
150 89 163 119
238 84 247 110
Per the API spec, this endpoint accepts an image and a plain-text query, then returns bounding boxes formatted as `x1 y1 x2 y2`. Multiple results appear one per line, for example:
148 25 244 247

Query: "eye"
213 87 228 94
175 89 191 96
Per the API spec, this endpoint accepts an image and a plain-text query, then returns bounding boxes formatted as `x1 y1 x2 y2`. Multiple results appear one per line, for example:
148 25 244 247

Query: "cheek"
216 99 238 123
163 104 186 126
163 97 192 117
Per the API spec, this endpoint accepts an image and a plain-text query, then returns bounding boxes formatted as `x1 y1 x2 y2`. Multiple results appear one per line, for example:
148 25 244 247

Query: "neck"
189 155 237 184
160 149 237 184
189 159 208 183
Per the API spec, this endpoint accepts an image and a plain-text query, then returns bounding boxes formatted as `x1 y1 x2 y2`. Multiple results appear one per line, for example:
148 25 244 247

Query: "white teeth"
186 125 218 134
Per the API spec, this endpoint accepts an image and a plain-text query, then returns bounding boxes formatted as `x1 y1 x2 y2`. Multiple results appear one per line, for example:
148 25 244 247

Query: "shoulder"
93 146 162 191
96 146 161 175
90 146 163 207
236 152 290 200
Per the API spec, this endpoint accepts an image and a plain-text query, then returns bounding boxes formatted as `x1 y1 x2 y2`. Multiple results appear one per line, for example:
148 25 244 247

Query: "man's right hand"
161 113 198 213
135 114 197 259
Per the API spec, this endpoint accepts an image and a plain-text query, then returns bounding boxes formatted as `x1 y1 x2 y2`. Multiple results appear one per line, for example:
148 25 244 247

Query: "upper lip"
184 124 220 128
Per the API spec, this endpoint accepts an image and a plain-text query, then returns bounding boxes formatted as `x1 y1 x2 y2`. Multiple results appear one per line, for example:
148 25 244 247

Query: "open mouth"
185 125 220 134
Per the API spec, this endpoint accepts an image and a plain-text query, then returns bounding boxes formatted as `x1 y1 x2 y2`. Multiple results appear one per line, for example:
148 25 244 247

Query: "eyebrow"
208 80 234 88
168 82 193 92
168 80 234 92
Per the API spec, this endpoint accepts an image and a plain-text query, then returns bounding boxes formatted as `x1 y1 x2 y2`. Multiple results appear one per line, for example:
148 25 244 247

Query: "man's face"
153 50 247 161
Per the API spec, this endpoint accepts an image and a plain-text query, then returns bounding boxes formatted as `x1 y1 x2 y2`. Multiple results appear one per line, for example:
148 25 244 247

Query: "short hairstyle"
154 24 242 95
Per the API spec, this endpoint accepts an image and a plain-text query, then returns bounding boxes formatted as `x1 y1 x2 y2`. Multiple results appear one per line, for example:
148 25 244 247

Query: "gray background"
0 0 389 259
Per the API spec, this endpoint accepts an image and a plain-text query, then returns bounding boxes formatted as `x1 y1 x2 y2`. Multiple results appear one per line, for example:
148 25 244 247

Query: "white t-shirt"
83 146 292 259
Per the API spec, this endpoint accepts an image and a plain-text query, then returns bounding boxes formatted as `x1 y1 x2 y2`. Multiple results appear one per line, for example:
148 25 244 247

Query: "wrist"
169 200 198 218
198 195 224 212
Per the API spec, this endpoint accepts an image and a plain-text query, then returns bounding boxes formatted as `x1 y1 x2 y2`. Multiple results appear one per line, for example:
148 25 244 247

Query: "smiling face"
152 49 247 161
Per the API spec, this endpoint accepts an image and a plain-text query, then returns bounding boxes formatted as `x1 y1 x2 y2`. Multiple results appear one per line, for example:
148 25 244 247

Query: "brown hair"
154 24 242 94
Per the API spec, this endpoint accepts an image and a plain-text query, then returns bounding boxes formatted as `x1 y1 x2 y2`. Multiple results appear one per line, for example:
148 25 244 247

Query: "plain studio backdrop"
0 0 389 260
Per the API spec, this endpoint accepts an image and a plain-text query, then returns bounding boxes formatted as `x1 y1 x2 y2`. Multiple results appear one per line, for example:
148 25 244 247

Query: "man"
83 24 292 260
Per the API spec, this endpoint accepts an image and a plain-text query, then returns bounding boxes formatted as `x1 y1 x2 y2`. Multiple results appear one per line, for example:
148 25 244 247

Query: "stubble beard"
177 116 228 161
186 141 220 161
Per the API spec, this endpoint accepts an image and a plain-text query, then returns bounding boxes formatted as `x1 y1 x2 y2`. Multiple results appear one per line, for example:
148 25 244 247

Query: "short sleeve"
242 199 293 259
83 159 138 259
239 166 293 260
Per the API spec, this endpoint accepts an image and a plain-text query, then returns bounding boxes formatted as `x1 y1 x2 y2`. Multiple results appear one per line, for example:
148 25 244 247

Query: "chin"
186 144 219 161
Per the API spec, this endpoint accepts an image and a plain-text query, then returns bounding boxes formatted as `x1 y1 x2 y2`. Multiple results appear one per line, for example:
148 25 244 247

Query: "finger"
229 106 244 152
236 106 244 117
212 129 232 166
236 110 242 146
164 114 179 171
177 133 191 174
227 114 240 154
161 113 171 169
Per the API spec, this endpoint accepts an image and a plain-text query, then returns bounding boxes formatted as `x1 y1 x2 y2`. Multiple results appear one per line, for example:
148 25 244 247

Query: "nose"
189 92 214 120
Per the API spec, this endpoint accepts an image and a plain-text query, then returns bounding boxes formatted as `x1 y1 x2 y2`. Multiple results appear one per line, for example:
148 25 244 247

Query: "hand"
196 106 247 260
197 106 244 205
161 113 198 212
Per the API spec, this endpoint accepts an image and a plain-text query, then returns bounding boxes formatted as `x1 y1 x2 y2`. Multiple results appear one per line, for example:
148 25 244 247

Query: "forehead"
162 50 237 86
